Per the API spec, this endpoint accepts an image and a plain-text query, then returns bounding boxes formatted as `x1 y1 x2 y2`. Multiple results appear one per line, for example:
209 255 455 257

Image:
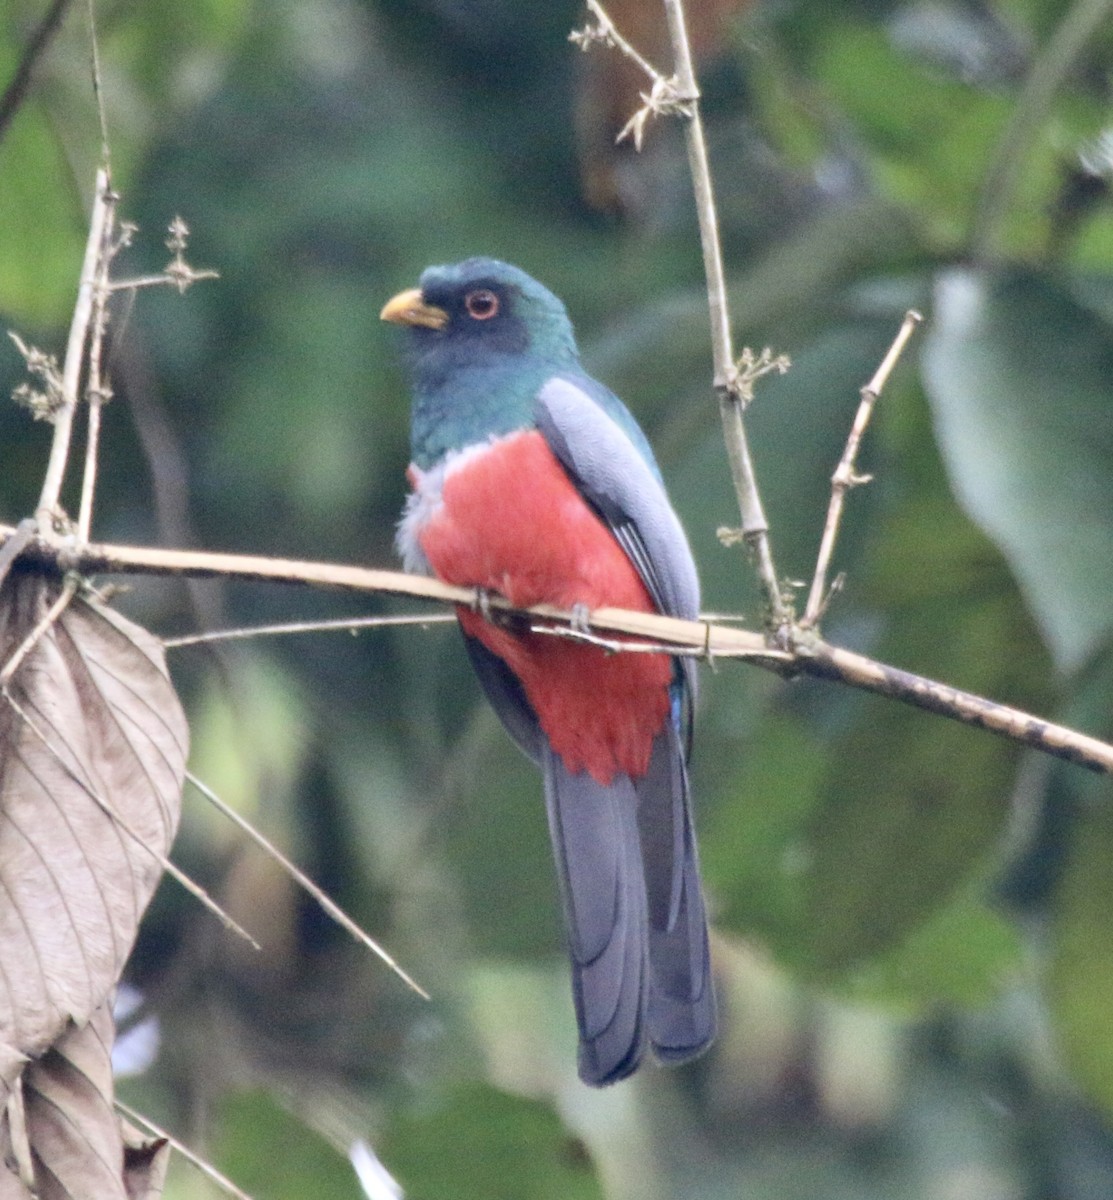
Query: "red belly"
416 430 672 784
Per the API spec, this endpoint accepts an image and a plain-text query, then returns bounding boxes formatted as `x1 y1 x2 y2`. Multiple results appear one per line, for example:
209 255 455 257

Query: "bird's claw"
570 602 591 634
471 587 493 620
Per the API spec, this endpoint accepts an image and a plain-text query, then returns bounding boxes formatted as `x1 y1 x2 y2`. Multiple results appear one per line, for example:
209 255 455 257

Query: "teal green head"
381 258 581 467
381 255 578 465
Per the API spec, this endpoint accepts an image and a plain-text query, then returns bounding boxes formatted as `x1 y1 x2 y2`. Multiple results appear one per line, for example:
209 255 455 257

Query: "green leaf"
212 1089 362 1199
0 103 85 325
1049 776 1113 1115
1046 640 1113 1116
923 267 1113 672
382 1082 603 1200
704 355 1050 989
842 888 1022 1009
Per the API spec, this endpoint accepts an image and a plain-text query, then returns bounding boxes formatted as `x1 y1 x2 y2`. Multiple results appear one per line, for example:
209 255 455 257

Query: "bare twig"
575 0 789 630
803 310 923 626
802 639 1113 775
76 206 124 541
186 771 430 999
0 574 79 688
660 0 789 633
86 0 109 161
163 611 456 648
572 1 662 83
36 167 114 530
4 524 1112 775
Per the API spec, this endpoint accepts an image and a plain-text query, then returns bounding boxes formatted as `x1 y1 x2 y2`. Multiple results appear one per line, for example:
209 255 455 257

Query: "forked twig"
803 310 923 627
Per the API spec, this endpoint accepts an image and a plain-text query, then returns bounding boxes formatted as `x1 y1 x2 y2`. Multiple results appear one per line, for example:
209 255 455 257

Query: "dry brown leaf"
0 1005 169 1200
0 574 188 1197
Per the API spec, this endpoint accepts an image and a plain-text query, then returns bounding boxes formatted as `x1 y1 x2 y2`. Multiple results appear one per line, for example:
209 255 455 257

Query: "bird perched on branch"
382 258 715 1085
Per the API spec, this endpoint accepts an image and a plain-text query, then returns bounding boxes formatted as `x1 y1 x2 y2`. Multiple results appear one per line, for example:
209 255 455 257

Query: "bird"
382 258 715 1086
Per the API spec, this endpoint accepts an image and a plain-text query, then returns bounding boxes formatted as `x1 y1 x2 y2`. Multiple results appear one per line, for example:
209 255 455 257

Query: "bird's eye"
465 289 499 320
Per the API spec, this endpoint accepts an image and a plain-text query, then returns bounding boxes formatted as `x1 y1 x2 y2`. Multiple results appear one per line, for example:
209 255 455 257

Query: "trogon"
382 258 715 1085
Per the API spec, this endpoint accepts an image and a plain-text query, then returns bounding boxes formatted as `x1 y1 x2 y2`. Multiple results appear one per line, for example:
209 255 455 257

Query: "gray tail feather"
542 746 648 1086
636 728 717 1064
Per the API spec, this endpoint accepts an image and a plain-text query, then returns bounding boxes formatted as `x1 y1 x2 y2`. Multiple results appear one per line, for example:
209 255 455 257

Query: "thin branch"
575 1 788 629
802 639 1113 776
659 0 788 631
0 574 79 688
37 167 114 529
4 525 1113 775
0 0 76 145
803 309 923 626
76 202 121 541
186 771 430 999
86 0 110 162
574 1 663 86
163 611 455 648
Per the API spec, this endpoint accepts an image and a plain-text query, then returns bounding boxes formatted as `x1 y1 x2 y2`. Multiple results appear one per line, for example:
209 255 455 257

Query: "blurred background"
4 0 1113 1195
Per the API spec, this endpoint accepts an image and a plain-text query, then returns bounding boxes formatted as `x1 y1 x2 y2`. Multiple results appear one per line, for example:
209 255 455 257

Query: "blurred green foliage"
5 0 1113 1195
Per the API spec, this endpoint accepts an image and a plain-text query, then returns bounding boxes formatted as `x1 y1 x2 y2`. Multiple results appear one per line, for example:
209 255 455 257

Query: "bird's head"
381 258 579 370
383 258 582 464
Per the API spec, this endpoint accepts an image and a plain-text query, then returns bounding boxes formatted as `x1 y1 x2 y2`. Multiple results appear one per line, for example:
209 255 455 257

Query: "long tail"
542 745 648 1085
635 726 716 1064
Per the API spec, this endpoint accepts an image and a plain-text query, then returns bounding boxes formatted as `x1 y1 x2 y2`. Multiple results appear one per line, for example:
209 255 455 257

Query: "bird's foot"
471 587 494 621
569 602 592 634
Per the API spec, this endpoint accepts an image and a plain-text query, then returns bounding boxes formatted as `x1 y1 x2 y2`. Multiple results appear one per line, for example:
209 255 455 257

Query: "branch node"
728 346 792 406
616 75 694 151
8 333 65 421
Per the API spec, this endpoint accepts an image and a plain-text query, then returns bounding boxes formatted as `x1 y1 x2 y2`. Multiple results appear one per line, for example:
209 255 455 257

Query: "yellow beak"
380 287 449 331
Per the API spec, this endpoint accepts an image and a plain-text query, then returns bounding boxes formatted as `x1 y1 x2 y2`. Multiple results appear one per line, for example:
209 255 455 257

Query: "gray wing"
536 374 715 1067
535 374 699 745
535 375 700 623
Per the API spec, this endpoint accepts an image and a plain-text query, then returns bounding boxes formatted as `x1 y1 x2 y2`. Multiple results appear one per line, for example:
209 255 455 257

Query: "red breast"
414 430 672 784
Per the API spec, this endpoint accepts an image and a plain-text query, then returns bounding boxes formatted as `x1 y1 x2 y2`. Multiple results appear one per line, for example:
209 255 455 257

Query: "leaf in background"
0 574 187 1194
923 268 1113 672
1046 640 1113 1117
1048 774 1113 1115
794 390 1052 977
840 886 1022 1009
381 1081 603 1200
211 1089 363 1199
0 105 85 326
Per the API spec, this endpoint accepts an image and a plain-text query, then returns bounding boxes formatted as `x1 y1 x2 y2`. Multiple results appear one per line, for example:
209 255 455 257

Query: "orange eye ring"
465 289 499 320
